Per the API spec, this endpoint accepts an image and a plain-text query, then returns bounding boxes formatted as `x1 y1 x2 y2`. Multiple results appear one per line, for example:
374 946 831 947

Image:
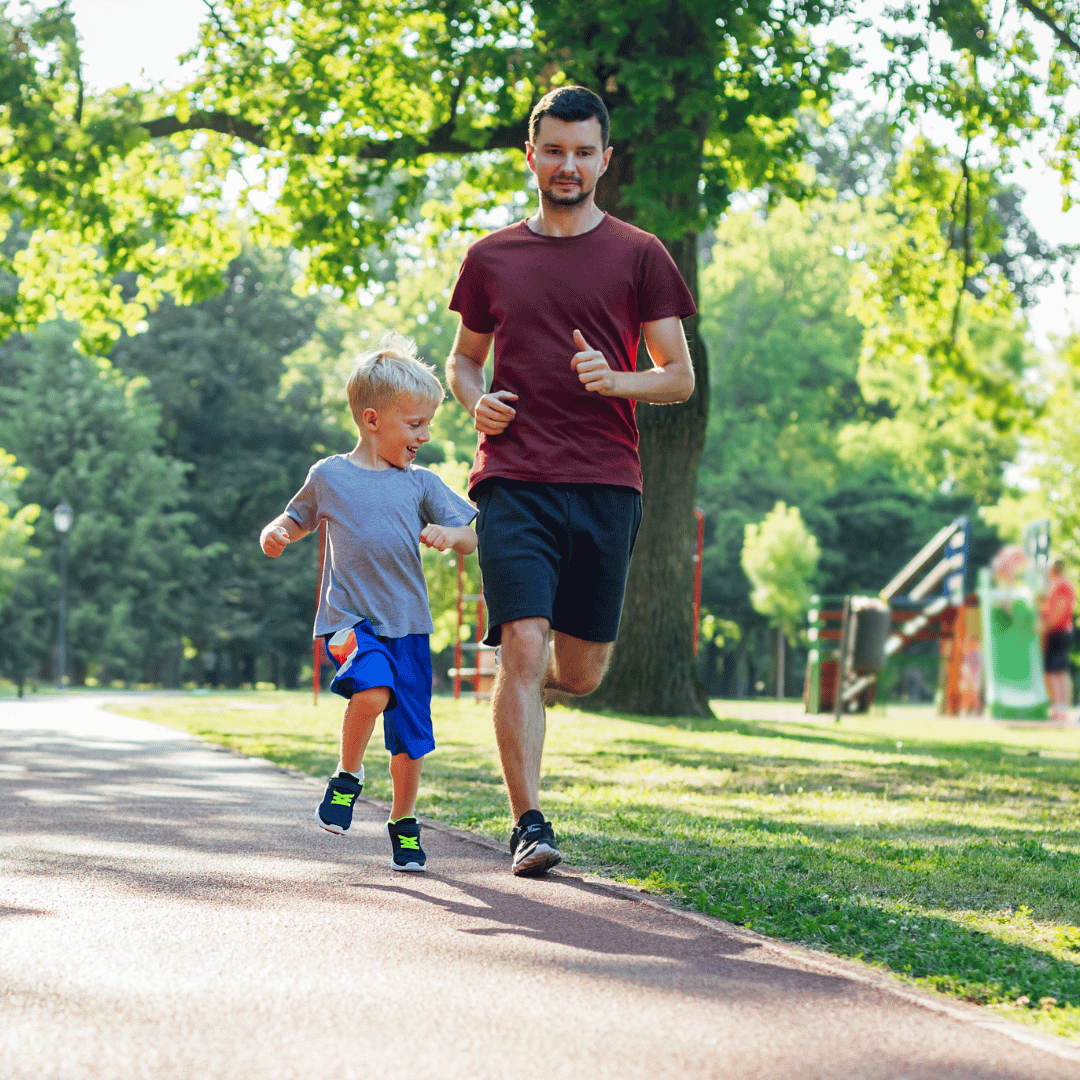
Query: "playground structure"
976 521 1051 720
449 552 496 700
804 518 1054 720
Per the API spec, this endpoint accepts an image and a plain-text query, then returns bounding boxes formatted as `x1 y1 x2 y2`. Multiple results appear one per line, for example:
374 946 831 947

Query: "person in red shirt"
1041 556 1076 721
446 85 696 876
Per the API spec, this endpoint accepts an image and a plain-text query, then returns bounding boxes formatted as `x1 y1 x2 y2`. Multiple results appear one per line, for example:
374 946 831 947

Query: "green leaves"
0 448 38 603
0 321 197 683
0 3 241 351
741 501 821 639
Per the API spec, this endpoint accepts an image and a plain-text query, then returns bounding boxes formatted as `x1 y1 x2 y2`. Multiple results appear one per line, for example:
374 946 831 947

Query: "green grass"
106 691 1080 1043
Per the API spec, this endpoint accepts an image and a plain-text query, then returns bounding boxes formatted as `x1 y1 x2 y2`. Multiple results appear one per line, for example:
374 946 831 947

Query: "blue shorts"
323 621 434 760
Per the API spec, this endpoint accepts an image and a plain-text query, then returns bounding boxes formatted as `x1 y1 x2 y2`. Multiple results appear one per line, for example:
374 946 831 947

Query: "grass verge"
106 691 1080 1042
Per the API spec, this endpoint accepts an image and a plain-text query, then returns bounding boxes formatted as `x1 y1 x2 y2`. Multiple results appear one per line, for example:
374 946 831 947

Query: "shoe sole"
316 810 348 836
512 842 562 877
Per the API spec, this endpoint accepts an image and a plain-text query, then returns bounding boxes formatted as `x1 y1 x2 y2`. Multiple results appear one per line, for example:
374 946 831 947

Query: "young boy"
260 334 477 871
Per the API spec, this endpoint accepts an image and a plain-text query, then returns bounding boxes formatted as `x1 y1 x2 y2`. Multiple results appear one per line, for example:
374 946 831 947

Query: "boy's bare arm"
420 523 478 556
260 513 310 558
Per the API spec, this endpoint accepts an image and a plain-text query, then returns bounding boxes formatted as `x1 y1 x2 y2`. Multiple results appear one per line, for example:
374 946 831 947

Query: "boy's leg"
381 634 434 871
385 752 427 872
388 752 424 820
340 687 390 774
317 686 390 835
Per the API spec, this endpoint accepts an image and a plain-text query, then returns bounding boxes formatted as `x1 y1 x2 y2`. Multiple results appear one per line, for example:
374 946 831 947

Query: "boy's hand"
420 524 453 552
261 525 291 558
571 329 619 395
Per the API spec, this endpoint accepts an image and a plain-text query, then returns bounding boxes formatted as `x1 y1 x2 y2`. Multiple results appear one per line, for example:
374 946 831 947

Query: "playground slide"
977 568 1050 720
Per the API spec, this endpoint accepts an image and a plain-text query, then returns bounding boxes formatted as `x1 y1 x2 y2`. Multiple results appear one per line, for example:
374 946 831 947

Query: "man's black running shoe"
316 772 362 835
510 811 561 876
386 818 426 872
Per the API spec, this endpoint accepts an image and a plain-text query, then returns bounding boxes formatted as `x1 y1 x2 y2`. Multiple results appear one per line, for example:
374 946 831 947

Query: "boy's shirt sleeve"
419 468 477 528
284 464 321 532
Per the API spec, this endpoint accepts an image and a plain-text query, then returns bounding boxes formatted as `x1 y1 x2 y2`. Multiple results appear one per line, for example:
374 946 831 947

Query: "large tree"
0 322 195 685
108 248 342 687
131 0 853 716
6 0 1080 713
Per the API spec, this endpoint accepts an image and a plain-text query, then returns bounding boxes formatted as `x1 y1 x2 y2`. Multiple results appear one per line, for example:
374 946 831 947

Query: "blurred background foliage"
0 0 1078 704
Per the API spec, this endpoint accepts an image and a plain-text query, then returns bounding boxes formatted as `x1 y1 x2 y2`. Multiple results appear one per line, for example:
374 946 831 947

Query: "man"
1041 556 1076 721
446 85 696 876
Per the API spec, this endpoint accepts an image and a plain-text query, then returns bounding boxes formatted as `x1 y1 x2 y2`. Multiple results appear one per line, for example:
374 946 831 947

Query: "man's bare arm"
446 321 519 435
570 316 695 404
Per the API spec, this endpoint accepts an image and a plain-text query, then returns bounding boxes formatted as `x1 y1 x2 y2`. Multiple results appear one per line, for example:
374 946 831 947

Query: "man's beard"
540 179 591 207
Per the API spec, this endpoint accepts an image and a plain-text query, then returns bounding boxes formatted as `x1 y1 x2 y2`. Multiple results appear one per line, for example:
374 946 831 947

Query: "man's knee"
555 666 605 697
548 635 612 697
497 619 550 681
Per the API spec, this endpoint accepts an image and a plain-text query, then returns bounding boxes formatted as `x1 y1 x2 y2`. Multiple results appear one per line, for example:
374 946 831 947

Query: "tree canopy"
2 0 1079 710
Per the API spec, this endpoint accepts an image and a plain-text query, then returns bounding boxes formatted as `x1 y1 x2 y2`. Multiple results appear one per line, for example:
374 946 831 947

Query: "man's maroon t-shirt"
449 213 696 495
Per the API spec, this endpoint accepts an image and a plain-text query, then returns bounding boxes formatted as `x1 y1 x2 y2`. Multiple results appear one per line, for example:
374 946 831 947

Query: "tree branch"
950 143 974 344
1015 0 1080 59
202 0 241 48
139 111 530 158
141 111 270 146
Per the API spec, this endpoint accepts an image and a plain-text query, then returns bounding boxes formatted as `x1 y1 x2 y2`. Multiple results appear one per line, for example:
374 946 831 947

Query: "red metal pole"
693 508 705 656
454 552 463 700
313 520 326 705
474 587 484 700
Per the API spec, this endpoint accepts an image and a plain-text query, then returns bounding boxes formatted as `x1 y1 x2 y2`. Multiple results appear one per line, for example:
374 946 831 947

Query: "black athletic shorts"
474 479 643 647
1044 630 1074 673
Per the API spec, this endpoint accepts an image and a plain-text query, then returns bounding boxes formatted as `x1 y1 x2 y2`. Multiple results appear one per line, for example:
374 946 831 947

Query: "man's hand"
571 329 619 395
261 525 291 558
472 390 519 435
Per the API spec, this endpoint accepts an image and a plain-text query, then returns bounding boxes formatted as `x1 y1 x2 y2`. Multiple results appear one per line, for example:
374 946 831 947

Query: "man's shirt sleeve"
637 236 697 323
448 250 498 334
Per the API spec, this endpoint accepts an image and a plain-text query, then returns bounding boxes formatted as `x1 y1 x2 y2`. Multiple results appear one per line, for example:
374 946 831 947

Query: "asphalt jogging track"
2 694 1080 1080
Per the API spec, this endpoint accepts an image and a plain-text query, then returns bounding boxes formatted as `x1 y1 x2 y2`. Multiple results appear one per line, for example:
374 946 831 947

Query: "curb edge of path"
221 744 1080 1066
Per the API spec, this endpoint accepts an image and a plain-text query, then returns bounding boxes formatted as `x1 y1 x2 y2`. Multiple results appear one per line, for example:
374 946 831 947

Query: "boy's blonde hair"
346 332 444 427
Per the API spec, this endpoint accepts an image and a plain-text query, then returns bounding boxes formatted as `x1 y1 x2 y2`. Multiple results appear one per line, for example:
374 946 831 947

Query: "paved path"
2 695 1079 1080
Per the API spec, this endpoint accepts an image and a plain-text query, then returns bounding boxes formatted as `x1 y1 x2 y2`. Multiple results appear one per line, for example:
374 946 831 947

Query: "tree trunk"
583 150 713 717
776 627 785 701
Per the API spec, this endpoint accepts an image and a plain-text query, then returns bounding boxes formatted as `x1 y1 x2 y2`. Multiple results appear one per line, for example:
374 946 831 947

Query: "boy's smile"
355 394 437 470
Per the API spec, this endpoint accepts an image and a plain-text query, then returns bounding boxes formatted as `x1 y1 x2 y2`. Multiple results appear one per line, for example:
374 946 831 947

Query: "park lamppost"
53 503 73 691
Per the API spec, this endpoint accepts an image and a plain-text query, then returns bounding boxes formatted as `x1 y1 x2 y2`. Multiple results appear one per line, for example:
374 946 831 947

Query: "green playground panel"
977 568 1050 721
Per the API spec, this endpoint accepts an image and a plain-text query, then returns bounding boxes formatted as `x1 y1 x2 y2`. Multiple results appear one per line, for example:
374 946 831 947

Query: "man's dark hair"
529 86 610 148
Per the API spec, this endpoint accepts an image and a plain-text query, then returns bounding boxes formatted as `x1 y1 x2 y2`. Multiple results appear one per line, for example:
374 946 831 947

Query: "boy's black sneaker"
509 811 561 876
386 818 426 872
316 772 363 835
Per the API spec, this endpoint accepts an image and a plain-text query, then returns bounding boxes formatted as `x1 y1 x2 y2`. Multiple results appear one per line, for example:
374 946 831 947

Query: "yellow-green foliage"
0 450 40 599
741 501 820 639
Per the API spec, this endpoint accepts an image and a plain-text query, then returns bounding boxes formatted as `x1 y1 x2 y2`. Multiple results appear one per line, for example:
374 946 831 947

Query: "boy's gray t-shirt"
285 456 476 639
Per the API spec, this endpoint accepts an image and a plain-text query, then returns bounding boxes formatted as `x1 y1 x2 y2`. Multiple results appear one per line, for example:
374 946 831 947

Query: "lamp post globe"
53 503 73 535
53 503 73 690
